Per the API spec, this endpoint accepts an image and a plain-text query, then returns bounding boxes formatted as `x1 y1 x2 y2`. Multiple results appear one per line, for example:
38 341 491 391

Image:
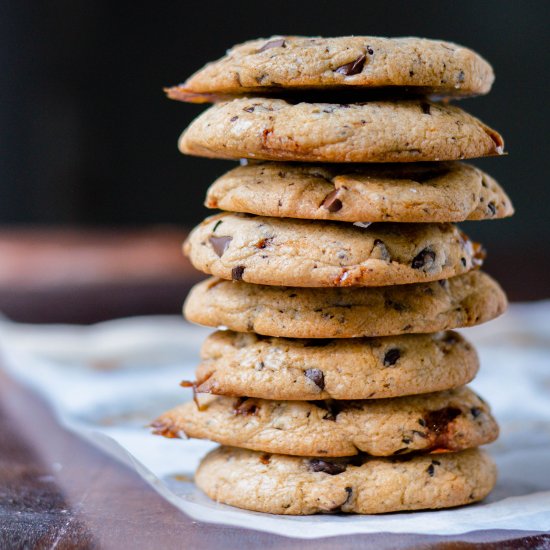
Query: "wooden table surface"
1 371 548 550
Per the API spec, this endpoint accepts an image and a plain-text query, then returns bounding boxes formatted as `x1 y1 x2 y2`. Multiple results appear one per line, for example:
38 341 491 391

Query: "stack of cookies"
153 36 514 515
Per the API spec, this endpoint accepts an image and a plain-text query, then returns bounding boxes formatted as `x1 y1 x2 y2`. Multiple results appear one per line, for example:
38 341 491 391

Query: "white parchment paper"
1 304 549 538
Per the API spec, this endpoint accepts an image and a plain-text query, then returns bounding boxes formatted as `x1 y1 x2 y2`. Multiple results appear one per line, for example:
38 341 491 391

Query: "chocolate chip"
385 299 407 312
321 189 343 212
461 257 467 267
372 239 391 261
457 70 465 83
335 54 366 76
308 459 347 475
411 248 436 270
310 400 341 421
427 463 435 477
304 368 325 390
231 266 245 280
212 220 223 232
330 486 353 512
442 332 459 344
209 236 232 257
366 46 374 55
471 407 482 418
258 38 286 53
487 202 496 215
383 348 401 366
418 418 427 427
420 102 431 115
230 115 239 122
243 106 255 113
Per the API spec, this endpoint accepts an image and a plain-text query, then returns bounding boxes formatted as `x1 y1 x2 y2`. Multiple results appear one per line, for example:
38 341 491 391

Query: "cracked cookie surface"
167 36 494 100
153 387 498 457
185 213 482 287
193 330 478 400
206 162 513 223
183 271 507 338
178 98 504 163
195 446 497 514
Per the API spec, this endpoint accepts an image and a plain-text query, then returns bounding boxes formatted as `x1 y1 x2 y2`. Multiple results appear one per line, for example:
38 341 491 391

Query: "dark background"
1 0 549 299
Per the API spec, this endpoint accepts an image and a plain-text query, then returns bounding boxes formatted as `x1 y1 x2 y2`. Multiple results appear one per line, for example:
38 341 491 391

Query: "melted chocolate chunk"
256 237 273 249
335 54 366 76
321 189 343 212
425 407 461 432
472 242 487 267
304 368 325 390
383 348 401 367
233 397 258 416
372 239 391 261
308 459 347 475
424 407 462 449
411 248 436 270
209 235 232 257
258 38 286 53
231 265 245 280
259 453 271 465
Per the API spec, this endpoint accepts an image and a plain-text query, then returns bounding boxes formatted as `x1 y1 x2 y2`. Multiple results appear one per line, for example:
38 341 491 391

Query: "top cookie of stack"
157 36 513 516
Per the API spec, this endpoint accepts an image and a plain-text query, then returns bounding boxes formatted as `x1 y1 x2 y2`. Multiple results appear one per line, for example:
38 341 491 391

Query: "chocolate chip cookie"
192 330 478 400
153 387 498 457
167 36 494 101
206 161 513 222
185 213 483 287
195 446 497 514
178 98 504 163
183 271 507 338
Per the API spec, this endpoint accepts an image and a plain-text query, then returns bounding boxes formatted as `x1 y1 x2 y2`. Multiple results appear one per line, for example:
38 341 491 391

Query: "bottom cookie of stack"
195 446 497 515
